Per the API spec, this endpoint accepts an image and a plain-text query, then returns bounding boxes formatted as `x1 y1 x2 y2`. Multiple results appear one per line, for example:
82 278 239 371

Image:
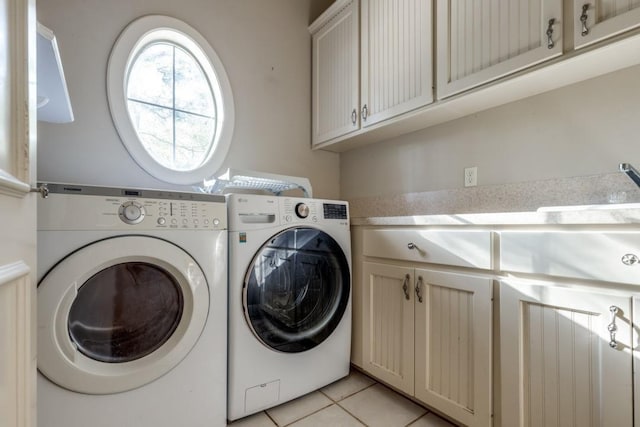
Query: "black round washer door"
243 227 350 353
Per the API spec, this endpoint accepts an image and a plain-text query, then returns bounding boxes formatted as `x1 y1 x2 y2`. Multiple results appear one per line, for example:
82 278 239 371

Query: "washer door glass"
68 262 183 363
243 227 350 353
38 236 209 395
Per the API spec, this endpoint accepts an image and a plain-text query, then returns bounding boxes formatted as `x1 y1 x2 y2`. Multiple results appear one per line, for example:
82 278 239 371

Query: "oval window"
108 16 234 185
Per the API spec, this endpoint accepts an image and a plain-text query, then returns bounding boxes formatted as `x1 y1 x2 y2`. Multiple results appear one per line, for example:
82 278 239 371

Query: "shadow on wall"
309 0 336 23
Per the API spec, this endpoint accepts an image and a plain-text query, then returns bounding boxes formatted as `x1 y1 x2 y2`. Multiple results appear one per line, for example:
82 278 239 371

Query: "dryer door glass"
68 262 184 363
244 227 350 353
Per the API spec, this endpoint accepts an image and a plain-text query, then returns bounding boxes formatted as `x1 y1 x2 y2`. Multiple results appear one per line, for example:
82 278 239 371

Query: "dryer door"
38 236 209 394
243 227 350 353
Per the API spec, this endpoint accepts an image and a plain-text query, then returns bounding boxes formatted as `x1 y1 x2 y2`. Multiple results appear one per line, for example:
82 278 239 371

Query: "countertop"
351 206 640 227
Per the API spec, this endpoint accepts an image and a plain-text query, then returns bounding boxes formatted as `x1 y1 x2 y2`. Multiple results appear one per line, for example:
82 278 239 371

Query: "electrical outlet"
464 167 477 187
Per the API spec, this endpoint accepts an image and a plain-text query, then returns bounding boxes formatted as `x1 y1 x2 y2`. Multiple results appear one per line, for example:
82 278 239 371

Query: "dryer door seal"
38 236 209 394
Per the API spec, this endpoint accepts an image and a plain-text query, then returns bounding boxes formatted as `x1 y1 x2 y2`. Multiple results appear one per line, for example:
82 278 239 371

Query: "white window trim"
107 15 234 185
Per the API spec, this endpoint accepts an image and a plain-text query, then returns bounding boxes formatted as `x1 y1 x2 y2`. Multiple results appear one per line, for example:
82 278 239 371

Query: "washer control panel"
115 198 225 229
226 194 349 231
281 198 348 226
37 185 227 231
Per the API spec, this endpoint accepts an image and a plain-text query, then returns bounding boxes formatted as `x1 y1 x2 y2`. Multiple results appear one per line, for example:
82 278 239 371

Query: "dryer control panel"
37 183 227 231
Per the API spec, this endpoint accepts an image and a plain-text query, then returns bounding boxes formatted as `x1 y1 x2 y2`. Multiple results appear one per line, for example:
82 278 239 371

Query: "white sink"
537 203 640 212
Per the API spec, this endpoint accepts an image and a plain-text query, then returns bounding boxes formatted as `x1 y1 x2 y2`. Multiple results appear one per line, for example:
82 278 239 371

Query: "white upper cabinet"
310 0 359 146
360 0 433 127
310 0 434 147
574 0 640 48
436 0 563 98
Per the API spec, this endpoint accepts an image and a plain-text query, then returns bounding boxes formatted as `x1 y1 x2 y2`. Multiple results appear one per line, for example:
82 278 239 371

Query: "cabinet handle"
351 108 357 125
361 104 368 121
608 305 619 349
415 276 423 303
546 18 555 49
402 274 410 300
407 242 418 250
580 4 590 36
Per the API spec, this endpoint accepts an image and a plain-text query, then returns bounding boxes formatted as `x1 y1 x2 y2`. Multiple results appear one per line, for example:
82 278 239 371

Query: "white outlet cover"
464 167 477 187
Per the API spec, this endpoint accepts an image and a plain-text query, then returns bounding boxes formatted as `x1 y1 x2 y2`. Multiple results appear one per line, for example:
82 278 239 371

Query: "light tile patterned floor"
227 370 459 427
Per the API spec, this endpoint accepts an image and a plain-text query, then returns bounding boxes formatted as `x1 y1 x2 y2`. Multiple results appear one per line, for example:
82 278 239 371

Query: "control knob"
295 202 310 219
119 201 145 224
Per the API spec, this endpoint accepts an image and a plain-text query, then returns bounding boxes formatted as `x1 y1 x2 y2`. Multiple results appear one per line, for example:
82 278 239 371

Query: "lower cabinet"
499 279 634 427
363 262 493 427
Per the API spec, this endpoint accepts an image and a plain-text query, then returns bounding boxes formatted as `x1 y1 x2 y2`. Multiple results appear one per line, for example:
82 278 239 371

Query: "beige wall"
340 64 640 199
37 0 340 199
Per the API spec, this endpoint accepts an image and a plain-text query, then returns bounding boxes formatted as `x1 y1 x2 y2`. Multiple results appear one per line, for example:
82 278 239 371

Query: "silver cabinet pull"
622 253 639 266
407 242 418 250
546 18 555 49
415 276 423 303
580 4 589 36
402 274 410 300
361 104 368 121
608 305 619 349
351 108 357 125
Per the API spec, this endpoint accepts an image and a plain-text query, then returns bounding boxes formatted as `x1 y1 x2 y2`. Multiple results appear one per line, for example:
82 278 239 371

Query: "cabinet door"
360 0 433 127
362 262 415 394
414 269 492 427
436 0 563 98
500 279 633 427
311 0 359 146
574 0 640 49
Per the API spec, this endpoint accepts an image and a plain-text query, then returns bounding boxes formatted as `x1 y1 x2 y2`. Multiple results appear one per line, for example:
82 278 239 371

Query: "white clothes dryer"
227 194 351 421
37 183 227 427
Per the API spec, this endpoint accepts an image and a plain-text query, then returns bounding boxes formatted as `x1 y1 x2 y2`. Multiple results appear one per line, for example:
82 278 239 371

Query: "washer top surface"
37 182 227 231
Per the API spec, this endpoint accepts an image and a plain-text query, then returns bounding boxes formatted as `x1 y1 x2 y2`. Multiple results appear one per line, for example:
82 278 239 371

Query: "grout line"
277 399 334 427
335 401 371 427
317 388 336 402
264 410 278 426
324 379 379 403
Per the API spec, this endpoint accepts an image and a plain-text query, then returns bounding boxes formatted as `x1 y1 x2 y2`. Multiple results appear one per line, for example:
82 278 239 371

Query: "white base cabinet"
362 262 415 393
363 261 493 427
353 226 640 426
499 279 634 427
415 269 492 427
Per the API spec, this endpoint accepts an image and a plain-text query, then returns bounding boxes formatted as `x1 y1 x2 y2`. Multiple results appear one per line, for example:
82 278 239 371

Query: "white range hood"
37 22 73 123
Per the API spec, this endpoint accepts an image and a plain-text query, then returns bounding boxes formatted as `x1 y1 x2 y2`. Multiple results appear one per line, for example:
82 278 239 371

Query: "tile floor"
227 370 459 427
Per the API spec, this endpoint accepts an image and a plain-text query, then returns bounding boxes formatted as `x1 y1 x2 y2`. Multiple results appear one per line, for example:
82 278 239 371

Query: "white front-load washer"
227 194 351 421
36 183 227 427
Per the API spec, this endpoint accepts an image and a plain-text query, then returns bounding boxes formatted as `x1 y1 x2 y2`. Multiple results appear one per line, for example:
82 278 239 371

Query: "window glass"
126 43 216 171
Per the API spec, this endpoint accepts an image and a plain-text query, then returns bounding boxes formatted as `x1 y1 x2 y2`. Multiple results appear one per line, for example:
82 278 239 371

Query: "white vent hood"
37 22 73 123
